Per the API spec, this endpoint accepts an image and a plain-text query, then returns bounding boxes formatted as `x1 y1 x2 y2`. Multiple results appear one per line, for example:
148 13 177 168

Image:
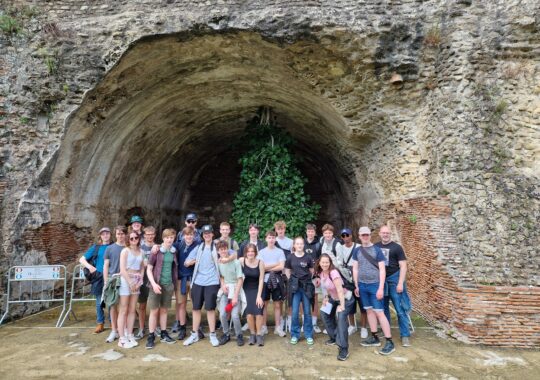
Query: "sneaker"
337 348 350 361
379 339 395 355
160 331 176 344
145 333 155 349
274 327 286 337
177 325 187 340
219 333 230 346
105 330 119 343
290 337 298 345
323 329 328 335
401 336 411 347
306 337 314 345
93 323 105 334
242 322 249 332
256 334 264 347
347 325 357 336
313 325 322 334
183 331 199 346
237 334 245 347
209 332 220 347
325 339 336 346
361 335 381 347
134 328 145 340
128 334 139 346
360 327 368 339
118 336 136 349
198 327 205 339
261 325 268 335
248 335 256 345
171 320 180 333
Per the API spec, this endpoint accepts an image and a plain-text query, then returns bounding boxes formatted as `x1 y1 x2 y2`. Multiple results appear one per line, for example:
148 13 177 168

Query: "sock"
386 337 393 342
312 315 317 325
372 332 379 340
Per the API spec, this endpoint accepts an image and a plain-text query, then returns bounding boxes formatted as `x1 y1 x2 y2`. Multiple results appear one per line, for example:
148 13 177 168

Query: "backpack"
83 245 104 283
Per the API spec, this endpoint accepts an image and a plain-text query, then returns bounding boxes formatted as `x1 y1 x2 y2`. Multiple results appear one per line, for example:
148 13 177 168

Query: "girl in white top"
117 232 144 348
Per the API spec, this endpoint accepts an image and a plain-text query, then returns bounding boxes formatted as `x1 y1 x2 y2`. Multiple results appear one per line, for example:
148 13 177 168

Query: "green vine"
231 107 320 241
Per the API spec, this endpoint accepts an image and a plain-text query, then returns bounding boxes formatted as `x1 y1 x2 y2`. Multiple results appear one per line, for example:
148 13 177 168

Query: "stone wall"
0 0 538 346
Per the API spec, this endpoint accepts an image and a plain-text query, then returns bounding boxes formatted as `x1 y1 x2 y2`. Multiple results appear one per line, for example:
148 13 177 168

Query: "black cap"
201 225 213 233
185 213 197 221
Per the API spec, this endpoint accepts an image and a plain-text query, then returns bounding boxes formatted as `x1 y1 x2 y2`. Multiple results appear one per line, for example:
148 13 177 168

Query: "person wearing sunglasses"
177 212 202 245
117 232 144 348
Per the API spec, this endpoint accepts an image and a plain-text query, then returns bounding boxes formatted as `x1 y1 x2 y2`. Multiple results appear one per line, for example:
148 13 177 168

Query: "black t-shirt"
375 241 407 276
285 253 313 282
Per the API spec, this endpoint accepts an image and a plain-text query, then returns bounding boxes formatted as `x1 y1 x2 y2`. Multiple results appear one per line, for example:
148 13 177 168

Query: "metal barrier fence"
58 264 96 327
0 265 67 327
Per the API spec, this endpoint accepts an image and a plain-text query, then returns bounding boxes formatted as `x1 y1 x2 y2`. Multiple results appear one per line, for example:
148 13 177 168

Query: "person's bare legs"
126 295 138 335
207 310 216 332
159 307 168 330
148 308 159 333
191 310 202 332
247 314 256 335
117 296 129 338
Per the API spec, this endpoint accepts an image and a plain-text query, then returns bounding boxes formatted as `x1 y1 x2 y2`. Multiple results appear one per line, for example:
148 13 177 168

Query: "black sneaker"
177 325 187 340
219 333 230 346
237 334 245 347
325 339 336 346
160 331 176 344
256 334 264 346
379 339 395 355
171 320 180 333
145 333 155 349
361 335 381 347
198 327 205 339
337 348 349 361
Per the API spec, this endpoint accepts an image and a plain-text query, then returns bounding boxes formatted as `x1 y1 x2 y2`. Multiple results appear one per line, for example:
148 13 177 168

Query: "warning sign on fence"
13 266 62 280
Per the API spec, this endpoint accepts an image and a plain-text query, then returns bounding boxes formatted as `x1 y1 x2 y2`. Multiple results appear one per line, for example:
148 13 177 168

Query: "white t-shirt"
258 246 286 282
276 236 293 251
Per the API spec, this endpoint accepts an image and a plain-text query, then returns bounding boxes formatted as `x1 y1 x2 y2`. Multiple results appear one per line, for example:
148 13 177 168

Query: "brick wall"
370 196 540 348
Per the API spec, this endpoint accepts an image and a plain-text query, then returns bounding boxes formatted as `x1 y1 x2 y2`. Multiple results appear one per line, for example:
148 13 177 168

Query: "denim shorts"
359 282 384 311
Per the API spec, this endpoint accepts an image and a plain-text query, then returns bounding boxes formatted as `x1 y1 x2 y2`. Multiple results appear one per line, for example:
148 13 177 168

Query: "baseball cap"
130 215 143 224
185 213 197 221
99 227 111 234
201 224 213 233
340 228 352 236
358 226 371 235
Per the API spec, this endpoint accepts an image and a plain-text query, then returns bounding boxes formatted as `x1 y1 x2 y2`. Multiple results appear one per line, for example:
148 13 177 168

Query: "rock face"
0 1 538 346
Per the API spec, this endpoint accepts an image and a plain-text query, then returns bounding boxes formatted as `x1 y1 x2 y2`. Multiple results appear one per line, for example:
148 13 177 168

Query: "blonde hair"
274 220 286 229
162 228 177 239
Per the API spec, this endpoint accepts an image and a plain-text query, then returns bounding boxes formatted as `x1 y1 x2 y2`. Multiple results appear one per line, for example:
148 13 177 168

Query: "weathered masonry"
0 1 538 347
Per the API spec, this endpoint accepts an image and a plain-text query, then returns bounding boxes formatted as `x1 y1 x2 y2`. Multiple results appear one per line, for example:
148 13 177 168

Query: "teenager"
304 223 322 334
238 223 265 258
103 225 127 343
239 243 265 346
171 226 198 340
128 215 144 237
216 240 245 346
177 212 202 244
145 229 178 349
317 254 355 361
274 220 293 255
259 230 287 337
117 231 144 348
134 226 156 340
352 226 395 355
214 222 240 258
183 225 220 347
79 227 111 334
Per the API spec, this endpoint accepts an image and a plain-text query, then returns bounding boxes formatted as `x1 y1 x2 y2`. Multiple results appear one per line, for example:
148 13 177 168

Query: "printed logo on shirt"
380 248 390 266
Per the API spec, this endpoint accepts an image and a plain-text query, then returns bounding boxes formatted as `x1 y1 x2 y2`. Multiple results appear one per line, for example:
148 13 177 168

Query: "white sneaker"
261 325 268 335
209 332 220 347
134 329 145 340
323 329 328 335
313 325 322 334
183 332 200 346
242 322 249 332
347 326 357 336
118 336 136 349
128 334 139 346
105 330 119 343
361 327 368 339
274 327 286 337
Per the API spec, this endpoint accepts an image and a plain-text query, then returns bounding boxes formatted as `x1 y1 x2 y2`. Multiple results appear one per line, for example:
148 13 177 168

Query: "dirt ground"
0 302 539 380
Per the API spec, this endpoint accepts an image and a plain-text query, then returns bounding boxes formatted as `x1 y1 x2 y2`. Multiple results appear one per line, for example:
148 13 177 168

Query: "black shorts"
191 283 219 311
263 281 284 302
352 293 365 314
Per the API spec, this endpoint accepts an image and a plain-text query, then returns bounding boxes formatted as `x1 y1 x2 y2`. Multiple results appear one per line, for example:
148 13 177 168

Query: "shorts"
119 273 142 296
191 283 219 311
176 277 191 304
359 282 384 311
263 281 284 302
148 282 175 310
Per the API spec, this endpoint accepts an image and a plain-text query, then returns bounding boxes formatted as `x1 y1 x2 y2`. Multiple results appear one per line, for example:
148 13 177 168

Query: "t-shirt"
140 242 152 264
258 246 286 282
321 238 338 256
375 241 407 277
218 259 244 285
276 236 293 252
238 239 265 258
214 237 240 254
320 269 345 300
335 242 357 282
83 244 109 273
104 243 124 276
159 250 174 285
352 245 386 284
285 253 313 282
187 243 220 286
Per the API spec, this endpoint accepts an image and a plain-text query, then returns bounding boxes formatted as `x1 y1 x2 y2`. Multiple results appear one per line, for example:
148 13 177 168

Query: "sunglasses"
186 220 196 224
341 234 350 237
129 236 140 241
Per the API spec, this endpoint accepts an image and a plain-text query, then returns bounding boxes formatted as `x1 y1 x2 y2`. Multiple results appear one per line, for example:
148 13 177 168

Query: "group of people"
79 213 412 360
